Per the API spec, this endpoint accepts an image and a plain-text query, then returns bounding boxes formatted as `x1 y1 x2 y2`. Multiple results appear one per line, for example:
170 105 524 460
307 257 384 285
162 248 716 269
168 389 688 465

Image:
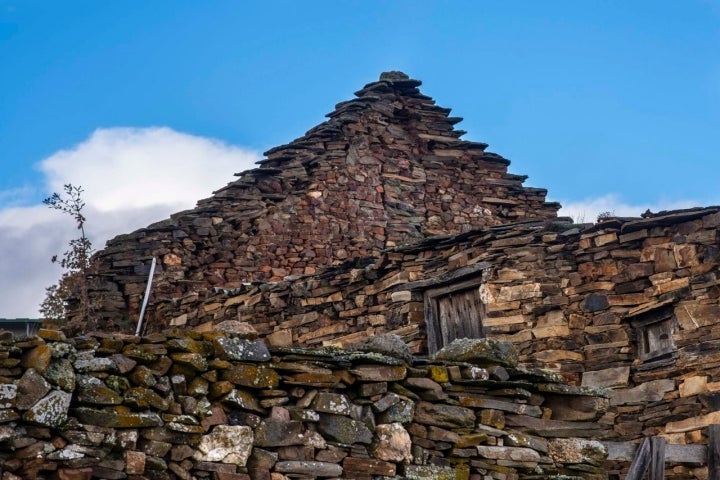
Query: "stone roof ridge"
620 205 720 233
208 71 494 201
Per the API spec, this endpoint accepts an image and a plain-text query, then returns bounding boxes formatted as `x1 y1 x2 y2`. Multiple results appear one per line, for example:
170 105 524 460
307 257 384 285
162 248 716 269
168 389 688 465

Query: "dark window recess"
424 279 485 355
631 307 677 361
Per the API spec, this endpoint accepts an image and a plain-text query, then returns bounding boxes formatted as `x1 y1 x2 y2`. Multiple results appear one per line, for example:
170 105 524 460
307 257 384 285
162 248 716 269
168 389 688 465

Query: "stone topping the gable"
81 71 559 332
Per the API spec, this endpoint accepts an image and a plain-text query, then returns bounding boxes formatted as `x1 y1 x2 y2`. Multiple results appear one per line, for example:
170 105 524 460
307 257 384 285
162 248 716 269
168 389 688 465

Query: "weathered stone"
253 420 305 447
312 392 351 416
349 334 412 364
0 425 16 442
548 438 607 466
455 432 488 448
214 337 271 362
74 356 117 373
222 388 264 413
351 365 407 382
403 377 443 394
403 465 456 480
432 338 518 367
680 376 708 397
317 413 372 444
666 410 720 434
170 352 208 372
221 364 279 389
373 422 412 462
505 414 603 437
213 320 259 338
42 358 76 391
504 431 548 452
111 354 137 374
167 337 214 355
581 366 630 388
194 425 253 465
580 293 610 312
124 387 170 410
610 379 675 406
24 390 72 428
21 344 52 372
126 450 146 474
57 468 93 480
128 365 157 387
0 383 17 408
675 303 720 330
275 461 342 477
476 445 541 462
142 439 172 456
343 457 396 476
413 401 475 429
545 394 609 421
74 407 162 428
78 380 123 405
376 396 415 424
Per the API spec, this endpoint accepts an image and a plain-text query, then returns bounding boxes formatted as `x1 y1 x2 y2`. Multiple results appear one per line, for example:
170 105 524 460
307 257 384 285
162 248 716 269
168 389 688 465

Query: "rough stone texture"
140 205 720 480
23 390 71 428
349 334 412 365
373 422 412 463
26 71 720 479
413 401 476 429
81 72 560 332
0 330 606 479
548 438 607 466
193 425 253 465
274 461 342 477
432 337 519 367
317 413 373 445
214 337 271 362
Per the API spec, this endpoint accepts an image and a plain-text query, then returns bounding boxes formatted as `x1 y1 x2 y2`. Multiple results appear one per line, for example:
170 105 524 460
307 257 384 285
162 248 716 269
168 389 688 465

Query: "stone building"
83 72 720 471
86 71 559 331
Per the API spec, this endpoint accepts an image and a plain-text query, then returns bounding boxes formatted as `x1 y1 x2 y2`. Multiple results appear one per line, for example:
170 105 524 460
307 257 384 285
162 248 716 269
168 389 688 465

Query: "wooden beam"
649 437 665 480
398 262 491 293
604 441 706 463
624 438 651 480
709 424 720 480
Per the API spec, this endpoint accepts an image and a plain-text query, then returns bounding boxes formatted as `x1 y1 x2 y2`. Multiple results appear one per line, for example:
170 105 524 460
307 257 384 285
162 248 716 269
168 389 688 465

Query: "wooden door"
426 284 484 354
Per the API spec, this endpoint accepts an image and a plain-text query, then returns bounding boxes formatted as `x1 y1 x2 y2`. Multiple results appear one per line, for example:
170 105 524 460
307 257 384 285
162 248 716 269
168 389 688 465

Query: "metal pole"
135 257 157 336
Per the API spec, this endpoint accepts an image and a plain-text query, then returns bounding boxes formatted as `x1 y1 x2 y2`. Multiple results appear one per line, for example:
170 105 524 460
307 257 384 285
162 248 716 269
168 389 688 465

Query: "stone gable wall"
84 73 558 332
0 329 607 479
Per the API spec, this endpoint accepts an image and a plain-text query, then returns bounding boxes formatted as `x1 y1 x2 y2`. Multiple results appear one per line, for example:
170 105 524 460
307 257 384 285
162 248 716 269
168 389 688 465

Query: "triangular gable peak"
88 72 559 330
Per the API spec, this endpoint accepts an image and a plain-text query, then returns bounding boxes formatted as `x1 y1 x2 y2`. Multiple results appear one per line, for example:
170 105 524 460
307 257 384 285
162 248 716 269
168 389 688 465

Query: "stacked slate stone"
82 71 559 333
0 327 608 479
151 207 720 478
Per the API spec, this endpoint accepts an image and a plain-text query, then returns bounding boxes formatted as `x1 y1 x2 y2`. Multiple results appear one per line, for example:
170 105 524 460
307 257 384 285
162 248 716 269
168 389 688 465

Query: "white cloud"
0 127 260 318
558 193 702 224
39 127 258 211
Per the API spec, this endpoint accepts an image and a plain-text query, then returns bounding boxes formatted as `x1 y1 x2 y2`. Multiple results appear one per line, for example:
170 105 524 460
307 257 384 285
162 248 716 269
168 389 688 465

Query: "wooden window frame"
630 307 676 362
400 262 491 355
424 276 486 355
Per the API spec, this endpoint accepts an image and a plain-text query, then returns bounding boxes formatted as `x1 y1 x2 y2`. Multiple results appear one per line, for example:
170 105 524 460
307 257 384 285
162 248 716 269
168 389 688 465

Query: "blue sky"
1 0 719 316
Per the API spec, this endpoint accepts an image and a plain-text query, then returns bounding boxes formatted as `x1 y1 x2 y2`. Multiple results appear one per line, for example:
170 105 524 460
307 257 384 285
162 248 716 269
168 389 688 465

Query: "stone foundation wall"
0 328 608 479
151 207 720 460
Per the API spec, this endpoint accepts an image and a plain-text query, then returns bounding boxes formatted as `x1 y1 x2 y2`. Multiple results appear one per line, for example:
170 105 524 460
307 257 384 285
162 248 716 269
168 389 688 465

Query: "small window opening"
631 307 676 361
424 278 485 354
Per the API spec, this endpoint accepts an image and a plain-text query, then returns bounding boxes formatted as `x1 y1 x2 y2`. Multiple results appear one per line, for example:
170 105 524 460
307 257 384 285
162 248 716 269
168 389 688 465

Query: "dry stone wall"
85 72 558 331
0 328 607 480
155 206 720 472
